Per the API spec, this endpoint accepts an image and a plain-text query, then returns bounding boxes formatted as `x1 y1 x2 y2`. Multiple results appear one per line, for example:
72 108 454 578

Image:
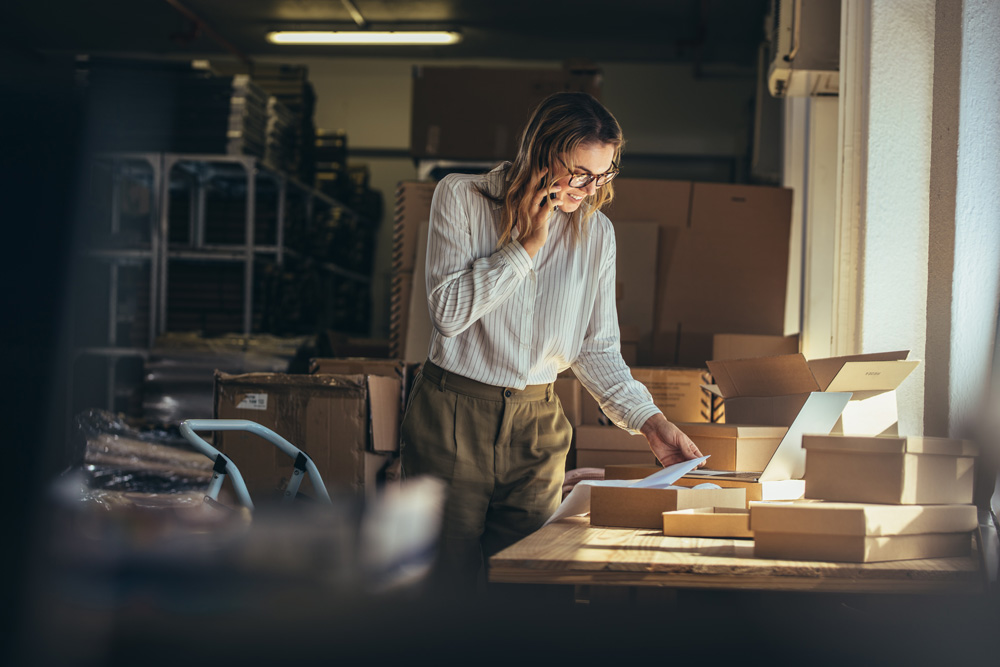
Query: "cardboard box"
576 450 657 468
803 434 977 505
707 351 919 434
750 502 977 562
590 485 747 529
309 357 412 416
607 180 793 367
675 423 787 471
411 65 602 161
712 333 799 360
214 372 401 501
631 367 712 423
662 507 753 539
603 464 806 506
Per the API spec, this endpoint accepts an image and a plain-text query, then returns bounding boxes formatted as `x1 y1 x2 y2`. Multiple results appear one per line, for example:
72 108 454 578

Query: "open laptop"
684 391 852 483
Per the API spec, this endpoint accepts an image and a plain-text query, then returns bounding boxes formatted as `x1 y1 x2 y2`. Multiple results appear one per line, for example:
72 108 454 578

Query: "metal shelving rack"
71 151 371 419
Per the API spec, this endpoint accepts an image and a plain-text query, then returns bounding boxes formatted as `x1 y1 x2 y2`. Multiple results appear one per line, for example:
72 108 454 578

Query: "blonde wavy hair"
476 91 624 247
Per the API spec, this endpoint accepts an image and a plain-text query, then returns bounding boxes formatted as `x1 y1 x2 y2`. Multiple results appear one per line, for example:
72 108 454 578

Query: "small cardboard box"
803 434 977 505
662 507 753 539
590 485 747 529
214 371 401 501
707 351 920 435
631 367 712 423
675 423 787 471
750 502 978 562
603 464 806 506
574 425 656 468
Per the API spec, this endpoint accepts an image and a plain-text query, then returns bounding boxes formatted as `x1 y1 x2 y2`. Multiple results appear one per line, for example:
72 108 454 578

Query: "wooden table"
488 517 985 595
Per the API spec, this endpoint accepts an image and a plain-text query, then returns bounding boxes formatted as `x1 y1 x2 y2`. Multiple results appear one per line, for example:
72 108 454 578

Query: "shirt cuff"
623 404 662 435
499 240 533 277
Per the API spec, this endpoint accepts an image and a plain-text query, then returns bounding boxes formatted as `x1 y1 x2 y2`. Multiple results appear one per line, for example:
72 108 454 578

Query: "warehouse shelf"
71 151 375 421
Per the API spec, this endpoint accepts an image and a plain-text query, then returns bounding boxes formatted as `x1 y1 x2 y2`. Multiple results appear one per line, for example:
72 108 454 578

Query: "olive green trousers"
400 360 572 590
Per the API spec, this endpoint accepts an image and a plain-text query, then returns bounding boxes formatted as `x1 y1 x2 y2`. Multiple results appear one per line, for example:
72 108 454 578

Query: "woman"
401 91 703 589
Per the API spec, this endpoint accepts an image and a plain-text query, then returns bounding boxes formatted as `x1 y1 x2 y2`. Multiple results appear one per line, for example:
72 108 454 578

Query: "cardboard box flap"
706 354 819 398
750 502 978 536
824 360 919 395
802 434 977 457
807 350 911 391
366 375 402 453
676 423 788 439
214 370 367 397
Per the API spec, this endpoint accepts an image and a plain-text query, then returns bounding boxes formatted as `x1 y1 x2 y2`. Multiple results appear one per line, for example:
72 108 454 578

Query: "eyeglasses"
562 159 620 189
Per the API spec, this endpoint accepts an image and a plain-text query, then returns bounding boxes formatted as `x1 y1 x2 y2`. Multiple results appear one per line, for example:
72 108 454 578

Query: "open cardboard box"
604 463 805 506
803 434 977 505
706 351 920 435
590 485 746 529
750 501 977 563
675 423 787 471
662 507 753 539
214 371 401 501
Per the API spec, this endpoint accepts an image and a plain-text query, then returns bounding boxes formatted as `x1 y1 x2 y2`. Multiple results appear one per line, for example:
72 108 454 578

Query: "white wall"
948 0 1000 435
858 0 936 435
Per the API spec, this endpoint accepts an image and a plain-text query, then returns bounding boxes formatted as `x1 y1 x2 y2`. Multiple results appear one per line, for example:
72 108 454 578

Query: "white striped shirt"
424 165 661 434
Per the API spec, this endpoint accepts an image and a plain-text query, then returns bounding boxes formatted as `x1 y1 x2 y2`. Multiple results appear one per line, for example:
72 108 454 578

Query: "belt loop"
437 367 448 391
546 384 553 402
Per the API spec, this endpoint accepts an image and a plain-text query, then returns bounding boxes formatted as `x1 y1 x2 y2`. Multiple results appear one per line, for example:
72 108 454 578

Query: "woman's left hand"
640 413 705 468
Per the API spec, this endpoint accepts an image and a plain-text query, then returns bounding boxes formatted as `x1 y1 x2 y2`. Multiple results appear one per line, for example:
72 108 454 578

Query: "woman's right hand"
519 169 563 259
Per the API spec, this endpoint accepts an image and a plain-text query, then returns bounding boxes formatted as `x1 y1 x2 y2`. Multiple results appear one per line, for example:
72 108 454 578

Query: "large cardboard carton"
590 486 746 529
214 372 401 501
603 464 805 506
630 367 712 423
750 502 978 562
607 180 794 367
675 423 787 471
712 333 799 360
707 351 919 435
411 65 601 161
662 507 753 539
803 434 977 505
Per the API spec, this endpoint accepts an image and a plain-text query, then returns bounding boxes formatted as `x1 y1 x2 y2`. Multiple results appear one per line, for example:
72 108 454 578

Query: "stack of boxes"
751 434 978 562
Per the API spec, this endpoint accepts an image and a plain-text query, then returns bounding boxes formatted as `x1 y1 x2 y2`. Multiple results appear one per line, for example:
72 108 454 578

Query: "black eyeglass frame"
560 158 620 189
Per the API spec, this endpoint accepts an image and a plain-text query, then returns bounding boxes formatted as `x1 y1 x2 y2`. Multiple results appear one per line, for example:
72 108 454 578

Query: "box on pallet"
803 434 976 505
214 371 400 502
750 501 977 563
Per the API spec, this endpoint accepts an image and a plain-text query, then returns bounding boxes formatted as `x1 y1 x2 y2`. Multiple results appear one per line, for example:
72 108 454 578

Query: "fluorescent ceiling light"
267 31 462 45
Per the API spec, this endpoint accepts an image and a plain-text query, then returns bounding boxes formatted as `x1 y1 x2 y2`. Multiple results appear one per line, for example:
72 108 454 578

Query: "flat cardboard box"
411 65 601 160
214 372 401 501
706 351 919 434
675 423 787 471
574 425 649 451
630 367 712 423
662 507 753 539
712 333 799 360
576 450 658 468
590 485 747 529
603 464 805 506
607 180 793 367
803 434 977 505
751 502 977 562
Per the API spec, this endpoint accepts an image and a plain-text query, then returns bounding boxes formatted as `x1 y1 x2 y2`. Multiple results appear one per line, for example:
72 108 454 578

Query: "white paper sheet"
544 456 711 525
